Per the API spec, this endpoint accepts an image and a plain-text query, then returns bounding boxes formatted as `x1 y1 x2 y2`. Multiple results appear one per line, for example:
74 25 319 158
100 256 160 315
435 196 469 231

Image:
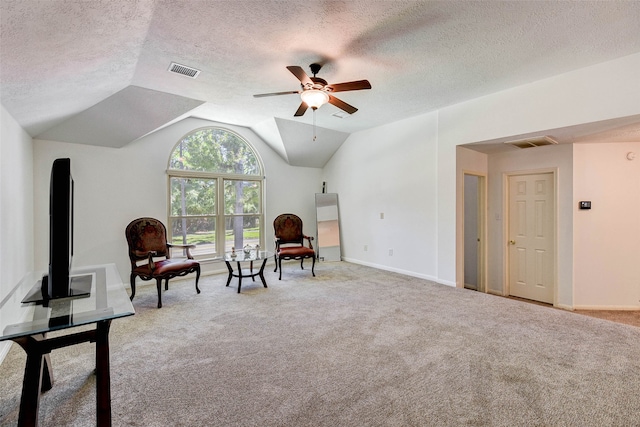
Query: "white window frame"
166 127 265 259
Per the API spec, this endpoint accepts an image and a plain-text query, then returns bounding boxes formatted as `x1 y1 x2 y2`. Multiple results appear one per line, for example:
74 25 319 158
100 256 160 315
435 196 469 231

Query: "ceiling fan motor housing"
309 77 328 90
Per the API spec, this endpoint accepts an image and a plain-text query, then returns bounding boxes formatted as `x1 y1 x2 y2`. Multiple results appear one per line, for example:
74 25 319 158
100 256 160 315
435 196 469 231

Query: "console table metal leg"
236 261 242 293
41 354 53 391
13 334 54 426
95 320 112 427
12 324 115 427
15 335 44 427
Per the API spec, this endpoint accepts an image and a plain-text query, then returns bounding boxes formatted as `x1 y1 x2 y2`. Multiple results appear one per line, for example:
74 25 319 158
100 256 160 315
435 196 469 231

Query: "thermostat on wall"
579 201 591 210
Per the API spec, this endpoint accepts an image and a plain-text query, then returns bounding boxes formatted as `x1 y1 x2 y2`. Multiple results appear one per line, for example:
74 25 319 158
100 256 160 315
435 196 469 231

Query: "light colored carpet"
1 261 639 426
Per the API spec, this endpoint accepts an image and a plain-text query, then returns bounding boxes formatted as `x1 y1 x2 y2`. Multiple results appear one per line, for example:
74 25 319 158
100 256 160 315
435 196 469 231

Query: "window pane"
224 215 261 252
224 180 261 214
170 216 216 256
169 128 260 175
170 177 216 216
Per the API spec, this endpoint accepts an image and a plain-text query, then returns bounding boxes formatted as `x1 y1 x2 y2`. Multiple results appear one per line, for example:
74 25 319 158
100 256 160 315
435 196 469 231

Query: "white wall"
0 104 34 359
573 142 640 309
33 118 321 285
322 112 440 281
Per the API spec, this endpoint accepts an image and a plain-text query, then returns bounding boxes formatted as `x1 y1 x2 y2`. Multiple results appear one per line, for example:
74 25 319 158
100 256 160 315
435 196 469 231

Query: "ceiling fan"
253 63 371 117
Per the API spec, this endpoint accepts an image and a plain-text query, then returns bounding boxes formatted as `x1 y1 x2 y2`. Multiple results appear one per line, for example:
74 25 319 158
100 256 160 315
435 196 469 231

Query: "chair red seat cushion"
278 246 315 258
133 259 199 277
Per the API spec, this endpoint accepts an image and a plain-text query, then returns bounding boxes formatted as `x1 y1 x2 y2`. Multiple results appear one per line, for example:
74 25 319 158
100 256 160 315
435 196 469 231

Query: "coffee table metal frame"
223 251 271 293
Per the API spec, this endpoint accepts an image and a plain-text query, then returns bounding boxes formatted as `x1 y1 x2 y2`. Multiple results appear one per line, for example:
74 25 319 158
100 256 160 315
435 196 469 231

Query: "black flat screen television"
47 157 74 298
23 158 91 304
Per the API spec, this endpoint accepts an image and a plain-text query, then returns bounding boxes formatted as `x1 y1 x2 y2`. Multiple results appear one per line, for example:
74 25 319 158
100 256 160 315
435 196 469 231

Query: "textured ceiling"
1 1 640 165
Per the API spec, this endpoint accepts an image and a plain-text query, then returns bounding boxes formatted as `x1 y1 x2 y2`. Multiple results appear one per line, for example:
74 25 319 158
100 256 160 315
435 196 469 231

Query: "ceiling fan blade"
294 102 309 117
287 66 313 86
328 95 358 114
253 90 299 98
326 80 371 93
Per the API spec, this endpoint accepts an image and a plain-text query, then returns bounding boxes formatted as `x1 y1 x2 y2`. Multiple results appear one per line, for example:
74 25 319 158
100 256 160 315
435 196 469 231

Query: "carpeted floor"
1 261 639 426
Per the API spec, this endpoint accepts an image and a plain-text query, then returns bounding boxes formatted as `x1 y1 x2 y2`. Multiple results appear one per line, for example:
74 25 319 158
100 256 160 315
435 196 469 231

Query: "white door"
508 173 555 304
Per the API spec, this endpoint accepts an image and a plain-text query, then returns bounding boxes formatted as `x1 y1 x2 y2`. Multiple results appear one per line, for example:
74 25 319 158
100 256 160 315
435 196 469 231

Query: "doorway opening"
463 173 486 292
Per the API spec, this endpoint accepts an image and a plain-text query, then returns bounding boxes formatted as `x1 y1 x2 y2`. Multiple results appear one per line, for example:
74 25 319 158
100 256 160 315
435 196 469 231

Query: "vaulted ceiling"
2 1 640 166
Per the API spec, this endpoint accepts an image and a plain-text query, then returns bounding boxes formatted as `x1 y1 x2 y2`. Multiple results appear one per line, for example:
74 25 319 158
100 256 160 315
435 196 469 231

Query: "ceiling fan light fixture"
300 89 329 110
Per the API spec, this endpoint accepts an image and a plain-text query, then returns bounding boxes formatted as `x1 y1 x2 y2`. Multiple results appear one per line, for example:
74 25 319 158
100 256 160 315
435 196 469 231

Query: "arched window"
167 127 264 258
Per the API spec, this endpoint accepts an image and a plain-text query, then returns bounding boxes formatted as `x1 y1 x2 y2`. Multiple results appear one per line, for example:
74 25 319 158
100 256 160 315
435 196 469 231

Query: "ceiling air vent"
168 62 201 79
504 135 558 149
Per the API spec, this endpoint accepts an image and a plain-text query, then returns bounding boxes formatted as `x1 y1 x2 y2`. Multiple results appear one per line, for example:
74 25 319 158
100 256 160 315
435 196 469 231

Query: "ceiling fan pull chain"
313 109 317 141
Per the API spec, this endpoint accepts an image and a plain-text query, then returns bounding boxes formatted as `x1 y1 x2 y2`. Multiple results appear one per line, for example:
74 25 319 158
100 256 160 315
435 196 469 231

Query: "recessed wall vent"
168 62 201 79
504 135 558 149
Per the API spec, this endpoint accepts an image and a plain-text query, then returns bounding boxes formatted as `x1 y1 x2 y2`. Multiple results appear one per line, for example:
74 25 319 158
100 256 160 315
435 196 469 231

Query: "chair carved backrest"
274 214 306 246
125 218 171 266
125 217 200 308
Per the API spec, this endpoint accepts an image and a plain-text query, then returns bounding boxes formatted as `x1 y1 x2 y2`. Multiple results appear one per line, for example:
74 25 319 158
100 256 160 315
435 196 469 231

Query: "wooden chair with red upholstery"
273 213 316 280
125 217 201 308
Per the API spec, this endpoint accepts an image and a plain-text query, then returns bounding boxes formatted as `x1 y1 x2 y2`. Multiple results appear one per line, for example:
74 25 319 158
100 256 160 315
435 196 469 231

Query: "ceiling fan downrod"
309 63 322 77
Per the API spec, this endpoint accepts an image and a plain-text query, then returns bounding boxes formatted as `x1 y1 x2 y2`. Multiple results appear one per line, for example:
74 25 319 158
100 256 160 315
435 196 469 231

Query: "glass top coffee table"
223 250 272 293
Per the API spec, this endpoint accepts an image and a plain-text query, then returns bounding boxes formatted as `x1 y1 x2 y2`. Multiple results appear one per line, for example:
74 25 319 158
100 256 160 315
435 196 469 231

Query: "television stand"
21 274 92 304
0 264 135 426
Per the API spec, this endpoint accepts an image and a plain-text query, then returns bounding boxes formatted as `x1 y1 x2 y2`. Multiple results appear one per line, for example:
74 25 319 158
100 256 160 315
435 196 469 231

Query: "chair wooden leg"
300 259 304 270
156 279 163 308
311 256 316 277
278 258 283 280
195 267 201 294
165 279 169 291
273 254 278 273
129 274 136 300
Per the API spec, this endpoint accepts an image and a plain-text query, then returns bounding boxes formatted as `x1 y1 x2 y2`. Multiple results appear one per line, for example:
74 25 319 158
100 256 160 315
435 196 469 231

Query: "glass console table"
0 264 135 427
223 250 272 293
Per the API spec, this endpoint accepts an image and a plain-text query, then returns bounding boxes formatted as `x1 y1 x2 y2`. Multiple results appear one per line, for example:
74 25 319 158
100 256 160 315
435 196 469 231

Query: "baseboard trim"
341 257 453 286
0 341 12 365
573 305 640 311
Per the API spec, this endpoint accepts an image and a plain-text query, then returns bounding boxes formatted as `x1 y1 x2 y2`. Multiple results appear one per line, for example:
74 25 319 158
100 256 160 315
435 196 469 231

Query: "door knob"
509 240 516 245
